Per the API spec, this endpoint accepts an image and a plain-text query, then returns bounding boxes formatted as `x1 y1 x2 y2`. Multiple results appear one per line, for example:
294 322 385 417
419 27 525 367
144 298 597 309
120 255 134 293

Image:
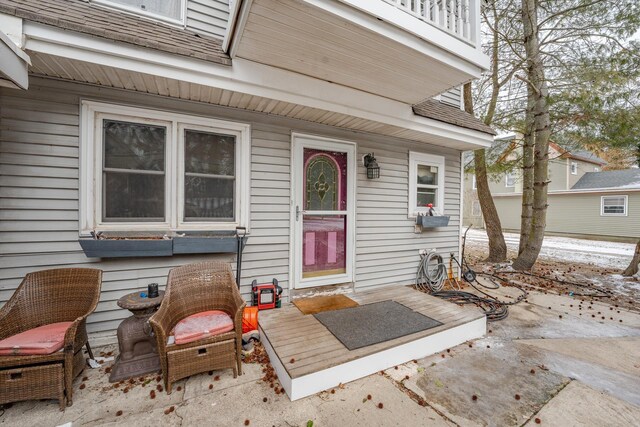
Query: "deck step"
258 285 487 400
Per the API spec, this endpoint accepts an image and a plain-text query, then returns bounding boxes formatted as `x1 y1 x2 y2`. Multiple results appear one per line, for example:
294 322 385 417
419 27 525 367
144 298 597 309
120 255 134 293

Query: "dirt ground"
465 230 640 312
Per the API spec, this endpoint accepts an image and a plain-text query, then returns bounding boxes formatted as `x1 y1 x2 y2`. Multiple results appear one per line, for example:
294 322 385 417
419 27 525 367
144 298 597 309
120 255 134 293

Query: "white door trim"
290 133 356 290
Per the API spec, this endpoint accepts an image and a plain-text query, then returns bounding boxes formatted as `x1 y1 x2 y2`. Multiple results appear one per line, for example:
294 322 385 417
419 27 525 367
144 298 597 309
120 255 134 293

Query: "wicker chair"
150 262 246 393
0 268 102 409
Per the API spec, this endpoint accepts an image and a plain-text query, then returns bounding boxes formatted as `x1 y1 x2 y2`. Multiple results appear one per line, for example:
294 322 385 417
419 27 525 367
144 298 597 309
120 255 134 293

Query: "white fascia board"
308 0 489 73
222 0 247 54
23 22 492 149
0 28 30 90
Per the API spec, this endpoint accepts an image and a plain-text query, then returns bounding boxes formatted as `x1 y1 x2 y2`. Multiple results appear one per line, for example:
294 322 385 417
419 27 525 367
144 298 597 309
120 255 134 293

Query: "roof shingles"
572 169 640 190
0 0 230 65
412 99 496 135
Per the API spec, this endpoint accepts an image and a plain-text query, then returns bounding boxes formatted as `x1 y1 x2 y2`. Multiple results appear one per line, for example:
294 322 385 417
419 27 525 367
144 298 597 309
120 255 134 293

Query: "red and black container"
251 279 283 310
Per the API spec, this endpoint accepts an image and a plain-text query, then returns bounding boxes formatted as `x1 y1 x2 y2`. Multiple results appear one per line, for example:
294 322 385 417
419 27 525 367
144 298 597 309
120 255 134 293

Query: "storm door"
292 134 355 288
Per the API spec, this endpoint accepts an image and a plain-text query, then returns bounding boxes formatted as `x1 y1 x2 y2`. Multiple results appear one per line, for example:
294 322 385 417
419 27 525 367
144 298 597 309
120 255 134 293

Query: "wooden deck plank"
270 308 472 361
287 315 479 376
259 285 485 379
258 285 487 400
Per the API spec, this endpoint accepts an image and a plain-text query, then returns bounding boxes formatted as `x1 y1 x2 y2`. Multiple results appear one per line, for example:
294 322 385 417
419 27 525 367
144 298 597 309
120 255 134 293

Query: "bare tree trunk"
513 0 551 271
464 83 507 262
518 86 535 256
623 240 640 276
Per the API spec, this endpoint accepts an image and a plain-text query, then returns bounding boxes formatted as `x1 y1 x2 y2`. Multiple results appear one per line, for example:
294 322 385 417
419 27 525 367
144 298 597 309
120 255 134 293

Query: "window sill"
78 231 247 258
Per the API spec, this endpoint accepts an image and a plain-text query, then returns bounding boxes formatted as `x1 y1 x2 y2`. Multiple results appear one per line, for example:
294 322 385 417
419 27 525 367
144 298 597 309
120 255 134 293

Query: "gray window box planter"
79 231 248 258
172 231 247 254
79 237 173 258
416 215 450 228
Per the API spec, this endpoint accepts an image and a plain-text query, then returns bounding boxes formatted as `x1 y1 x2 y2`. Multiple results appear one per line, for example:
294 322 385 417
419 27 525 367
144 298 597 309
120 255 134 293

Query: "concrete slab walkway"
1 288 639 426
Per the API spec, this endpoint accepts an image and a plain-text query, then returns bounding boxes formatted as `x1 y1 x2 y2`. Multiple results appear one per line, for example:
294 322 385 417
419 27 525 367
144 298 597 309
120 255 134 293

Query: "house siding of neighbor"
0 0 493 343
492 190 640 241
464 136 639 242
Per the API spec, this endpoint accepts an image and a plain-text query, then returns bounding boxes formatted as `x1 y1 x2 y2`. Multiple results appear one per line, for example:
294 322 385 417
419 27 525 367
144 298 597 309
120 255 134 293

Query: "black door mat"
314 300 443 351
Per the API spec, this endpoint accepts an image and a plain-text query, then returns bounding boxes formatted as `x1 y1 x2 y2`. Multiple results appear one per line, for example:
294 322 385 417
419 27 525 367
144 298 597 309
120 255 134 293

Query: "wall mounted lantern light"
363 153 380 179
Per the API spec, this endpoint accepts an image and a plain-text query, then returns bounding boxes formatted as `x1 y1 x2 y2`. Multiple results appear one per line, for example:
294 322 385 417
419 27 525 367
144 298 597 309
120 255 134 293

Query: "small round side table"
109 291 165 383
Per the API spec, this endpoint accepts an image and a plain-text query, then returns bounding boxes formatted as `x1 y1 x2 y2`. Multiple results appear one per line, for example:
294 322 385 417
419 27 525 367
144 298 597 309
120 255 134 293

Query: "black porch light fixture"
363 153 380 179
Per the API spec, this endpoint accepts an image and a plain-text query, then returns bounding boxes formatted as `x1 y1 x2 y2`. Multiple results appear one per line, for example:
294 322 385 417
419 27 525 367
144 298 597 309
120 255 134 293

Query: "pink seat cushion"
174 310 234 345
0 322 73 356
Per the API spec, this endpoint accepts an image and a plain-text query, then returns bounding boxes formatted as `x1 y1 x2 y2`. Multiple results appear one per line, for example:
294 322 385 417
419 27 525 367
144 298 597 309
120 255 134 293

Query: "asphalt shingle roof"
572 169 640 190
0 0 230 65
412 99 496 135
568 149 607 166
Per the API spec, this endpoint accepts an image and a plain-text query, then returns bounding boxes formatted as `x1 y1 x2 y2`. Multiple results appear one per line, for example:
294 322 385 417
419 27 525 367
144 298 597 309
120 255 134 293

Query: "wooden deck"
259 285 486 400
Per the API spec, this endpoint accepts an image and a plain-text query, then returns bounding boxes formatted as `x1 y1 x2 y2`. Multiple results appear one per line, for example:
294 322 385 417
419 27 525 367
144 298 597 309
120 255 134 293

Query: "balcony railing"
387 0 478 45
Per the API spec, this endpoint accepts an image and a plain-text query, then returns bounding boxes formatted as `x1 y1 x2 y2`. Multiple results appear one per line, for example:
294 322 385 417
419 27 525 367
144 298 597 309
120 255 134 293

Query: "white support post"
456 0 463 36
464 0 471 39
470 0 480 46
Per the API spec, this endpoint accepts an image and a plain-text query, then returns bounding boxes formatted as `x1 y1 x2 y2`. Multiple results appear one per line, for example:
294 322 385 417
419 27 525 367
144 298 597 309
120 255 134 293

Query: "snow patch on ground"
466 229 635 269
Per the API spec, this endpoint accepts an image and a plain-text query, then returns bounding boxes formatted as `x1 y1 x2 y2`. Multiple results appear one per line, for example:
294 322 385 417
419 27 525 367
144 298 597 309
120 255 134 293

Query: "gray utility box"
416 215 450 228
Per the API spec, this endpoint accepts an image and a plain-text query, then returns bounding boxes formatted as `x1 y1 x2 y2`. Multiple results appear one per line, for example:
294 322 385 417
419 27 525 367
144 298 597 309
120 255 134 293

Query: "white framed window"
472 174 477 190
505 172 516 188
571 161 578 175
471 200 481 217
80 100 250 235
408 152 445 217
94 0 186 25
601 195 628 216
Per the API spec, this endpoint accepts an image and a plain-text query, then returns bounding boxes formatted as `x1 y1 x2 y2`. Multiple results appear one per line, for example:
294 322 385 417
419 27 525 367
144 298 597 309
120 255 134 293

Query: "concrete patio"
1 286 639 426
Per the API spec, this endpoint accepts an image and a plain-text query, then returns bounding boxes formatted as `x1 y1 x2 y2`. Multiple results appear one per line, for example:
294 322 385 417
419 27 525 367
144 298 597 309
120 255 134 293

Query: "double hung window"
409 152 445 216
80 101 250 234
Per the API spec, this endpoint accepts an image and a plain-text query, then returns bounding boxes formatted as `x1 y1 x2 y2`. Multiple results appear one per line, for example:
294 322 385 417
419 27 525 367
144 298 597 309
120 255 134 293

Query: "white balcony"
387 0 478 46
226 0 489 104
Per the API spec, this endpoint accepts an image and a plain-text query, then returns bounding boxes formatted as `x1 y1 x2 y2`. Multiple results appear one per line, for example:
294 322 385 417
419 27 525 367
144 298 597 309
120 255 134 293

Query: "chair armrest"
228 286 246 337
0 297 25 341
149 301 173 356
233 301 247 331
63 316 87 353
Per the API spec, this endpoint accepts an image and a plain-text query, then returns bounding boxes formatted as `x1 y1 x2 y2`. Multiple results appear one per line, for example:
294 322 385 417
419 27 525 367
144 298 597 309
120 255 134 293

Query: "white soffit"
22 22 492 150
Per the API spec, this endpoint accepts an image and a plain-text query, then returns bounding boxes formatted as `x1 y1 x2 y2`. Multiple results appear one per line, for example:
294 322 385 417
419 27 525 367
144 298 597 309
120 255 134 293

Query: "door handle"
296 206 306 221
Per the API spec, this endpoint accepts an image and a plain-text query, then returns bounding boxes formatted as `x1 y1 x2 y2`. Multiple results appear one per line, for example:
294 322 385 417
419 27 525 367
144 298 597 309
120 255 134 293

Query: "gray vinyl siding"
0 78 462 339
488 173 517 194
548 158 568 191
568 159 600 189
462 174 483 228
354 137 462 289
493 192 640 241
440 87 461 108
186 0 230 39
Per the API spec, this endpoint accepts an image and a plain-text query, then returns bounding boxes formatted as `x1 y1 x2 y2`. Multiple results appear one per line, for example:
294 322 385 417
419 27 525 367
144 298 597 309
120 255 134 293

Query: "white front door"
291 133 356 289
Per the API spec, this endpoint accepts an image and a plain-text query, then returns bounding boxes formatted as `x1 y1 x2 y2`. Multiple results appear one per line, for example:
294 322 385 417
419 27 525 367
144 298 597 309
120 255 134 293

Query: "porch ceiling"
230 0 482 104
27 51 489 151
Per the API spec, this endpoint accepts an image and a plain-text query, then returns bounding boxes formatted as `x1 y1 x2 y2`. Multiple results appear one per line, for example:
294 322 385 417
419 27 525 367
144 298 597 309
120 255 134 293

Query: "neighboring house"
463 135 639 241
0 0 494 341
